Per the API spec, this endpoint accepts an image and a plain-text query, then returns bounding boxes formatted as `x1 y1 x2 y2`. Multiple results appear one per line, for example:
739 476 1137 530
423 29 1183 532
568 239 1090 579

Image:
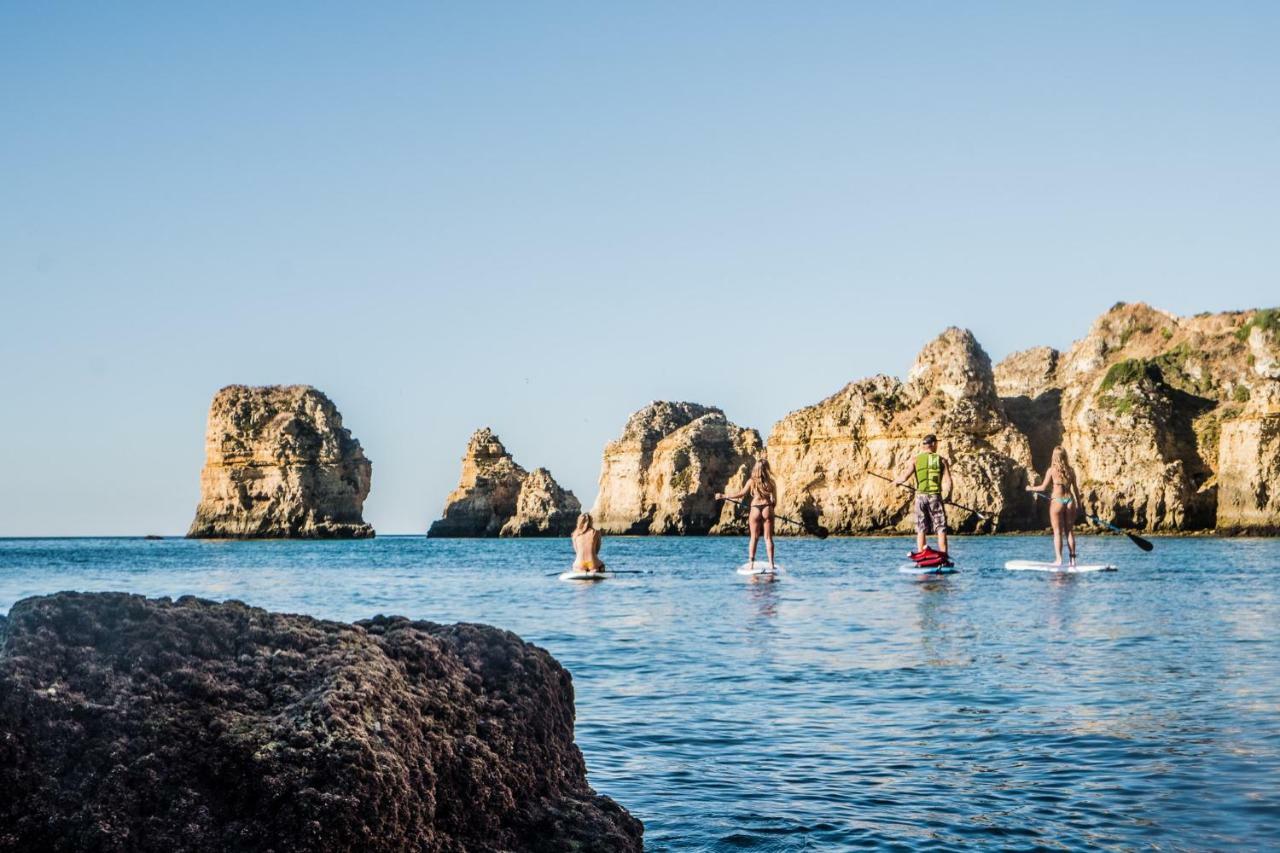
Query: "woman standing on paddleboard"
1027 446 1084 566
716 459 778 572
571 513 605 574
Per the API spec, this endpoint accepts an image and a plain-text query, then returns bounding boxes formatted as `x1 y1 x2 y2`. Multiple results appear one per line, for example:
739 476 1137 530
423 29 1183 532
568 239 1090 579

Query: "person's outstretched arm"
892 458 915 488
1026 470 1052 492
717 483 750 501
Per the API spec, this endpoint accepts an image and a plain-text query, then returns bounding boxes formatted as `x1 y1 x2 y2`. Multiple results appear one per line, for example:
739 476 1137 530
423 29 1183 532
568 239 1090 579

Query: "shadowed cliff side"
0 592 643 852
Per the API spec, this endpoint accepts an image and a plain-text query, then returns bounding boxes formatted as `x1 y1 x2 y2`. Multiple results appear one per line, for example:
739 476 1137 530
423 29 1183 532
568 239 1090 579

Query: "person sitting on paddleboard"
571 512 605 573
1027 445 1084 567
716 459 777 572
893 434 952 557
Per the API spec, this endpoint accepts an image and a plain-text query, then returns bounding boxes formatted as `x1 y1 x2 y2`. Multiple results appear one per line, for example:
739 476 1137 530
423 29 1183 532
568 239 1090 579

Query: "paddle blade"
811 525 830 540
1128 532 1155 552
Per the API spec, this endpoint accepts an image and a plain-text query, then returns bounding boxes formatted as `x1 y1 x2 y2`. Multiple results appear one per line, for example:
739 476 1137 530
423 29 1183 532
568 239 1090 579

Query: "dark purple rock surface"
0 592 642 852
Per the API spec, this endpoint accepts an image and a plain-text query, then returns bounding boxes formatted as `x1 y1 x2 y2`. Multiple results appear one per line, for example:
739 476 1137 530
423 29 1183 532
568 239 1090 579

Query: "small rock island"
187 385 375 539
427 428 580 537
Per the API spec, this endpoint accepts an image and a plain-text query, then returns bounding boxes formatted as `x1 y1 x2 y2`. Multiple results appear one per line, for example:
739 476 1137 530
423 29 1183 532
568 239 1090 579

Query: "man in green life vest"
893 434 953 555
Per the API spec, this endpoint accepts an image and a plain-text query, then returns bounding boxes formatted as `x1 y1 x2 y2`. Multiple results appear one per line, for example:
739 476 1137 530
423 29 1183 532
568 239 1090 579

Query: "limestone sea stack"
187 385 373 539
592 402 763 535
766 328 1035 535
0 592 643 852
428 429 580 537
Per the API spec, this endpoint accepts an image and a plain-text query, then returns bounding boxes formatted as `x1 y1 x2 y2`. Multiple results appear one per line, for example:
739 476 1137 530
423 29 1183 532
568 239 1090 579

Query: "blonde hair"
750 459 776 501
1050 446 1074 483
574 513 594 535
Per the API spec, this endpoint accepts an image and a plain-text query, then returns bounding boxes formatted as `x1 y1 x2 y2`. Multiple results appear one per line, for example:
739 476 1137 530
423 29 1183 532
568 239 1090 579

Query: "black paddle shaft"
1029 491 1154 551
718 496 829 539
868 472 989 520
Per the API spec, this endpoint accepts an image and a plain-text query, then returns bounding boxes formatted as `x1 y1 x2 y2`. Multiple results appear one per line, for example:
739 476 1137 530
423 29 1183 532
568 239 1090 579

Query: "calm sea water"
2 535 1278 850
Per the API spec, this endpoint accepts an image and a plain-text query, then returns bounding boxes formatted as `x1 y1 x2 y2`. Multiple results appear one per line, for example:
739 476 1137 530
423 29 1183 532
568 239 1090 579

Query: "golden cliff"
592 402 763 534
765 328 1034 535
590 304 1279 535
996 303 1280 532
187 385 373 539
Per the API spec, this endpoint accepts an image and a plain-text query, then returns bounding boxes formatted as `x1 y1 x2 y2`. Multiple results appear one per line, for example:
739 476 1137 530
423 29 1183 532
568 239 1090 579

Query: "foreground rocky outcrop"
766 328 1035 534
592 402 763 534
996 303 1280 532
187 385 374 538
0 592 643 852
428 429 579 537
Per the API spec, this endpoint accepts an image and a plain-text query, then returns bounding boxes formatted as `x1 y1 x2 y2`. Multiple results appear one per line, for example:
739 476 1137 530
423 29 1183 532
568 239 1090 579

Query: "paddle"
1030 492 1154 551
867 471 989 520
718 496 830 539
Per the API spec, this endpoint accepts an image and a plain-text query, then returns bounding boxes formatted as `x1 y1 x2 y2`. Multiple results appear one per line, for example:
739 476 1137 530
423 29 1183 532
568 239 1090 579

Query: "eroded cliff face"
996 303 1280 531
767 328 1035 534
593 403 762 534
1215 323 1280 533
187 385 373 539
0 592 643 852
428 430 579 537
501 467 583 538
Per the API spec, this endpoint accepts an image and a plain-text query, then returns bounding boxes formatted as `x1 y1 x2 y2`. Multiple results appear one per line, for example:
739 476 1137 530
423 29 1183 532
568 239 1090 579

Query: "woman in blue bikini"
1027 446 1084 566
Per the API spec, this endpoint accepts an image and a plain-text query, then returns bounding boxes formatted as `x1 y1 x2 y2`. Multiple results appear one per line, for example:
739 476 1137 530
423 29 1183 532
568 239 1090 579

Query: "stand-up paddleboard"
1004 560 1116 573
559 570 613 581
898 564 958 576
736 561 783 577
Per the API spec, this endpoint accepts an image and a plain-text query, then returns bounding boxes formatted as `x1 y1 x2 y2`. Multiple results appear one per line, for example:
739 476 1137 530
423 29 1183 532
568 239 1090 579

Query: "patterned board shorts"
914 494 948 534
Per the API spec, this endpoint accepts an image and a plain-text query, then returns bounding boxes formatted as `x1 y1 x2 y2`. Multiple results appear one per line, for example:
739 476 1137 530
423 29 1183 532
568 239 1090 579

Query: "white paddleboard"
1004 560 1116 573
559 570 612 582
736 561 783 577
898 564 958 576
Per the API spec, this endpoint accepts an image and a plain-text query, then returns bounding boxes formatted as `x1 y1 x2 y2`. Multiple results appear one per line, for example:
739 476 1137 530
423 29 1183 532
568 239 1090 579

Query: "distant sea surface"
2 535 1278 851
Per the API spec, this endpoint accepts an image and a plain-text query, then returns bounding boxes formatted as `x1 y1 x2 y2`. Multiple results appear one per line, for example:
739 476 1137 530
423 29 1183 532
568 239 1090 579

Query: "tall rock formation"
428 429 579 537
1210 313 1280 533
187 385 373 539
0 592 644 852
996 303 1280 532
767 328 1035 534
593 402 763 535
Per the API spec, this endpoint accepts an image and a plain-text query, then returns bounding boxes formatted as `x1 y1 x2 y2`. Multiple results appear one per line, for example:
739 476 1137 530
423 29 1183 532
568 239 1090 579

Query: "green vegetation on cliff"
1236 308 1280 341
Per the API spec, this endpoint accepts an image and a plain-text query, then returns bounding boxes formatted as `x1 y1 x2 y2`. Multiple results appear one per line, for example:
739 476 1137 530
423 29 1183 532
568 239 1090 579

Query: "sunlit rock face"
593 402 762 535
996 303 1280 532
187 385 373 539
501 467 582 537
767 328 1035 535
429 429 579 537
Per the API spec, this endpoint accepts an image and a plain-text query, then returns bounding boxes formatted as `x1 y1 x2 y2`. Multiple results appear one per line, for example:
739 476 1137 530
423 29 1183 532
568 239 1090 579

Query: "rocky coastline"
190 304 1278 538
0 592 644 852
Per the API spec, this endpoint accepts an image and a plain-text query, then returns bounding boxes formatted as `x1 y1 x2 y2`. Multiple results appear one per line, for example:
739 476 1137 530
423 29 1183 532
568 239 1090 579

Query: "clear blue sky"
2 3 1277 535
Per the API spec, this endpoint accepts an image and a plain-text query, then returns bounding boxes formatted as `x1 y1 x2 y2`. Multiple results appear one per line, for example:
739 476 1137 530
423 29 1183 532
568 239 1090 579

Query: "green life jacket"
914 452 942 495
